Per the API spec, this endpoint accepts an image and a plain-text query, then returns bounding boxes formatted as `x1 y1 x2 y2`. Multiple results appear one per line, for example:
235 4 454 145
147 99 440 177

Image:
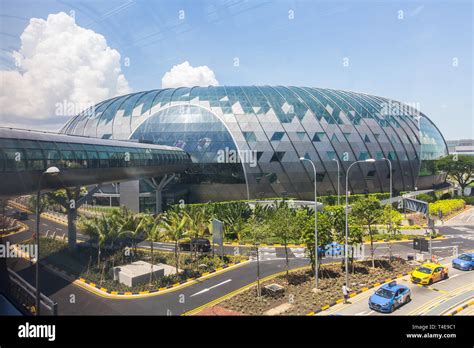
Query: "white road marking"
190 279 232 297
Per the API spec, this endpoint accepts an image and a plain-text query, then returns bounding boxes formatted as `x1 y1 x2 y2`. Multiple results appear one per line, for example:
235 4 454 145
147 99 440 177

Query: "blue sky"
0 0 472 139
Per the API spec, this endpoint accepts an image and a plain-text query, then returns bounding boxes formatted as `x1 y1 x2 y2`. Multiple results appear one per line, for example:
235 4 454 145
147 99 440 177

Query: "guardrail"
7 268 57 315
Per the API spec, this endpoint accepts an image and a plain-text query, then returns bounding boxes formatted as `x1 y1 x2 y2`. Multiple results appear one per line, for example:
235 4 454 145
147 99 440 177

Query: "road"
3 205 474 315
317 255 473 316
317 208 474 316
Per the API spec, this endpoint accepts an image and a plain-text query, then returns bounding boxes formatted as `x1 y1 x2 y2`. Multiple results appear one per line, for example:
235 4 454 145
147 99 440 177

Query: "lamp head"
364 158 376 163
44 166 60 175
299 157 306 161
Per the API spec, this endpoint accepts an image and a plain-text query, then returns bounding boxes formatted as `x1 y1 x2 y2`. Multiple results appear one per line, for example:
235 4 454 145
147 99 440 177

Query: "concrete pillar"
120 180 140 212
147 174 175 214
48 184 102 252
67 208 77 252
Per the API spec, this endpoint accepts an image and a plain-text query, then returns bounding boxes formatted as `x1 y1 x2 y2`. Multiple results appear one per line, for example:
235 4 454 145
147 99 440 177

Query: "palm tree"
186 206 211 259
81 214 112 269
80 209 140 269
141 214 164 284
159 210 189 274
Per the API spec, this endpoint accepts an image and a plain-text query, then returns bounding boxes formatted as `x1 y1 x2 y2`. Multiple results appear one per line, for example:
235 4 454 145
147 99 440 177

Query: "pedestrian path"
249 247 307 261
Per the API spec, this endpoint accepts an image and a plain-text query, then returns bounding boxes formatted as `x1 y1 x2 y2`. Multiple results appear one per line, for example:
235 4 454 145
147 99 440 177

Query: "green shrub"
439 192 452 200
429 199 465 217
415 193 435 203
462 196 474 205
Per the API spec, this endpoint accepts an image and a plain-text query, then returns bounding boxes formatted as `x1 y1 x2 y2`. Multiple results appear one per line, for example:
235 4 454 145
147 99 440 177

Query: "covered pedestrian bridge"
0 127 191 196
0 127 192 250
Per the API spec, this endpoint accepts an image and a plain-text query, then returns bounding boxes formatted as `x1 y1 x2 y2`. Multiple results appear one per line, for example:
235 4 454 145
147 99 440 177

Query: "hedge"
429 199 465 217
462 196 474 205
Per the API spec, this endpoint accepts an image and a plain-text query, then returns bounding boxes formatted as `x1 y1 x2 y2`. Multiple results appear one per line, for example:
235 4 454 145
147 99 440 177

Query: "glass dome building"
60 86 448 205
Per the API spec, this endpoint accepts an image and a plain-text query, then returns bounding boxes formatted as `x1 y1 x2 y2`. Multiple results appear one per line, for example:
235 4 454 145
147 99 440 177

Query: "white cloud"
161 61 219 88
0 12 131 122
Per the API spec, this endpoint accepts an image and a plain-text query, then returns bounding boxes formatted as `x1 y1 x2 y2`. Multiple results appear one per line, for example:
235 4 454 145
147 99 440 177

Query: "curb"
441 206 473 223
0 221 28 238
446 300 474 316
306 272 411 316
12 243 250 299
182 264 314 316
74 259 248 297
9 201 68 226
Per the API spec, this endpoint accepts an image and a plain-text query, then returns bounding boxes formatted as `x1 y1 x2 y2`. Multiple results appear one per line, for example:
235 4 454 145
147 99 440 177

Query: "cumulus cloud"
0 12 131 122
161 61 219 88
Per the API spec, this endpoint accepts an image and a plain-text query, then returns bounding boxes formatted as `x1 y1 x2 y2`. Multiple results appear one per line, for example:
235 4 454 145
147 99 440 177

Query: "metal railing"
6 268 57 315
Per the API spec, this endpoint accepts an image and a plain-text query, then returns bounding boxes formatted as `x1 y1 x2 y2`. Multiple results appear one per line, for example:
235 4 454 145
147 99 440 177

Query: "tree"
300 209 333 275
219 202 252 242
436 155 474 195
80 214 113 269
241 203 271 296
347 222 364 272
186 206 211 259
159 210 189 274
267 201 301 280
351 197 383 268
79 208 139 269
140 214 164 284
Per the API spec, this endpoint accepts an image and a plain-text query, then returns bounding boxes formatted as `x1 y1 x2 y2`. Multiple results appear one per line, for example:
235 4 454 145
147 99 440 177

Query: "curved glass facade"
60 86 448 201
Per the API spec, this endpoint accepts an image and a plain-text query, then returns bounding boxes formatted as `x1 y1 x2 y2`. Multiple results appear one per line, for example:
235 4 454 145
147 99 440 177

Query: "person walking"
342 282 351 304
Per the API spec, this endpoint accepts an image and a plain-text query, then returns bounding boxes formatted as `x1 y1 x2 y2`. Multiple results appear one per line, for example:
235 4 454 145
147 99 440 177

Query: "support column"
146 174 176 214
119 180 140 212
48 184 102 251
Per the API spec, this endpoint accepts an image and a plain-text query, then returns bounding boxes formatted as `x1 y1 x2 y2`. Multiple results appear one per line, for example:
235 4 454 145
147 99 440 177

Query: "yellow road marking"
407 283 474 315
182 265 313 316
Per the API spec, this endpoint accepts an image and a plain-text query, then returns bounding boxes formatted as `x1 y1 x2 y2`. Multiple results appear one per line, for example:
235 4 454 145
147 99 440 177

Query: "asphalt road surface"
3 205 474 315
317 255 473 316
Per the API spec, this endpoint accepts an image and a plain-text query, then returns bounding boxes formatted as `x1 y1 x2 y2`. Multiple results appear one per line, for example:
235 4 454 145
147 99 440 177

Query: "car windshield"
459 254 472 261
416 267 433 274
375 288 394 299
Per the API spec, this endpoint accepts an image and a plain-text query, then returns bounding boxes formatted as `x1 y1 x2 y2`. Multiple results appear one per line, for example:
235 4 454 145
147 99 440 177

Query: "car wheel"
443 273 448 279
406 296 411 303
390 305 395 313
428 279 433 285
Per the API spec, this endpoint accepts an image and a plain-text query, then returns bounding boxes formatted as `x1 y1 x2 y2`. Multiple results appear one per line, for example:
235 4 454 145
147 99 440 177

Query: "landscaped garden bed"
217 258 413 316
32 237 247 293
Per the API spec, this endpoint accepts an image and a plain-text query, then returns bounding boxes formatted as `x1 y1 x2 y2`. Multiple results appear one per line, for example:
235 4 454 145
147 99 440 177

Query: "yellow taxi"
410 262 448 285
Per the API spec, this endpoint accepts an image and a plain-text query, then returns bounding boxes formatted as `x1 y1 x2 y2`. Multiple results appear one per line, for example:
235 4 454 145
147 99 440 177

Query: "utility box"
413 238 429 252
112 261 178 287
262 283 285 298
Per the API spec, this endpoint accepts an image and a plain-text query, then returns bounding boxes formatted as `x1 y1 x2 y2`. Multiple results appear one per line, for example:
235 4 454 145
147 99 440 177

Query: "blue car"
452 253 474 271
368 281 411 313
318 242 343 258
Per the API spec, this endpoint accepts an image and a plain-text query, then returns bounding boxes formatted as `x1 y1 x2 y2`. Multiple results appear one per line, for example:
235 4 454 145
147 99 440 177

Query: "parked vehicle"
178 238 211 252
12 211 28 221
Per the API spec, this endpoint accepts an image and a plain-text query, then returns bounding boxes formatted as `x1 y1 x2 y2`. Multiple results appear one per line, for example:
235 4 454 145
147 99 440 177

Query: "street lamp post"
382 158 393 260
333 158 340 205
345 159 375 288
35 166 60 315
300 157 319 290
